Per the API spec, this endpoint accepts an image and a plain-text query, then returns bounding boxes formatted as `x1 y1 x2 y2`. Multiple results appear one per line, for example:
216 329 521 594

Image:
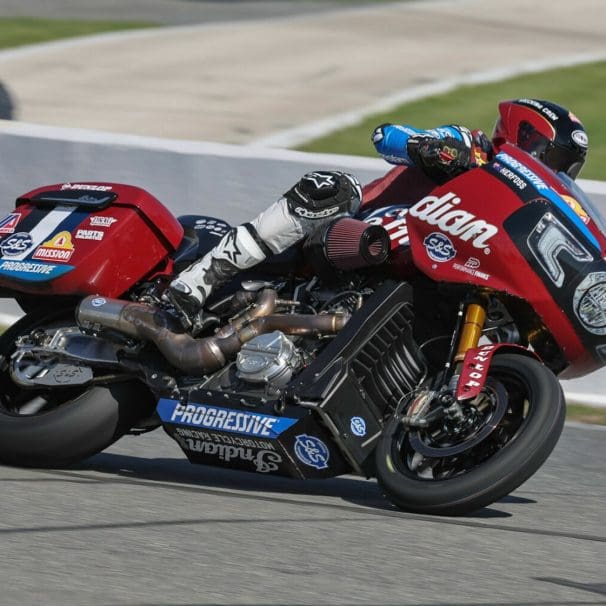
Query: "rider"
166 98 589 326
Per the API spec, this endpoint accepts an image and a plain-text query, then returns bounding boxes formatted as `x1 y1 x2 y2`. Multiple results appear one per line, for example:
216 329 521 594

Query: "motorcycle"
0 142 604 516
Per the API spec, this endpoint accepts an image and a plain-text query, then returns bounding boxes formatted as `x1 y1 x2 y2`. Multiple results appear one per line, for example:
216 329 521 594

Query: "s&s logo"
423 232 456 262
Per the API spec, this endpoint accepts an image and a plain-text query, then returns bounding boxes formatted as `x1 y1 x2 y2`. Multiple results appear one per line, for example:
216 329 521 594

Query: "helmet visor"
543 146 586 179
518 121 585 179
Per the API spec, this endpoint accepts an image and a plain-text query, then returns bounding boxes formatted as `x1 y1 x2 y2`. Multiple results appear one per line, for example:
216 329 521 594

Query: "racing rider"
166 98 589 328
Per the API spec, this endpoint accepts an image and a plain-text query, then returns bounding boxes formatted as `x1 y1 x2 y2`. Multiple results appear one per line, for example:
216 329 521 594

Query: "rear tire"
375 354 565 516
0 308 156 467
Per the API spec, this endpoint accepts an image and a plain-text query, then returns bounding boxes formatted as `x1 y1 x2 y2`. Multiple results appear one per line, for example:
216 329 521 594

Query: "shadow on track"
72 450 519 519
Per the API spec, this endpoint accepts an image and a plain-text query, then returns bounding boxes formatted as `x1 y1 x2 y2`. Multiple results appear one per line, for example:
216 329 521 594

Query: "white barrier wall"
0 122 386 221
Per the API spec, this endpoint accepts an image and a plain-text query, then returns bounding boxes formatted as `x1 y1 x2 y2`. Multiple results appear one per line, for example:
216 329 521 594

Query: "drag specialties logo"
423 232 456 262
89 216 118 228
294 434 330 470
1 232 33 257
158 399 298 438
0 212 21 235
32 231 75 262
91 297 107 307
408 192 498 251
573 272 606 336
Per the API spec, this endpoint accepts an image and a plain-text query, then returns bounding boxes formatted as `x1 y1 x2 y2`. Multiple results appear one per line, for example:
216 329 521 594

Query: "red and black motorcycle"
0 143 604 515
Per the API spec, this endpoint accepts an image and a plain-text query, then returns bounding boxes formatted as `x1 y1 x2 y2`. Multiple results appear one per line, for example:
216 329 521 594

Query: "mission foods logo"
157 399 298 438
32 231 75 262
409 192 498 250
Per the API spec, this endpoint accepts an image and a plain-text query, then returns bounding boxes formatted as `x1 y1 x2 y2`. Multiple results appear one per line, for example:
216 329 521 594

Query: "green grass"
298 61 606 181
0 17 157 50
566 403 606 426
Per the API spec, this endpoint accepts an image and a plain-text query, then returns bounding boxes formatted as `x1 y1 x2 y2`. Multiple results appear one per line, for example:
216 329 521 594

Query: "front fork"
402 295 488 427
454 298 488 365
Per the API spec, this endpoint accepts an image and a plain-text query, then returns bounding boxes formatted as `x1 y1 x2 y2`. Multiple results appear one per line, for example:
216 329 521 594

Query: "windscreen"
558 172 606 236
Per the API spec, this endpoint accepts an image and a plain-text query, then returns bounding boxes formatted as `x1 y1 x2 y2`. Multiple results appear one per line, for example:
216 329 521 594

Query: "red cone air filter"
324 218 390 270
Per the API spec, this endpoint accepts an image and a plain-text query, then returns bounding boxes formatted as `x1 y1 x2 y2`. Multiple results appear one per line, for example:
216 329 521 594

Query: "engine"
192 278 373 397
236 331 302 388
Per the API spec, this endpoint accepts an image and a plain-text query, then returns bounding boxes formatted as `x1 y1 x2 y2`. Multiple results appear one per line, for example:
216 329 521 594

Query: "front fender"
455 343 541 401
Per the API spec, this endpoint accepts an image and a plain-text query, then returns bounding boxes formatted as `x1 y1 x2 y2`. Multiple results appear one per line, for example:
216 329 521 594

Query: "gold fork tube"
454 301 487 363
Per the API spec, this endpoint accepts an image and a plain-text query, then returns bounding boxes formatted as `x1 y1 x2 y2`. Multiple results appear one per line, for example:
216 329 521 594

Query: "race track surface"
2 423 605 605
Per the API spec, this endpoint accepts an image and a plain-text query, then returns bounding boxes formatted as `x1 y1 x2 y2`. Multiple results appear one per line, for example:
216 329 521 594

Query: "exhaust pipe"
76 291 348 375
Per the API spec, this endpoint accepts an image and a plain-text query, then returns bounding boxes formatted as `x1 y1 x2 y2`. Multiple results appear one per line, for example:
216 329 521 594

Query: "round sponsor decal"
571 130 588 148
423 232 456 262
573 272 606 335
91 297 107 307
1 232 33 257
294 434 330 470
350 416 367 437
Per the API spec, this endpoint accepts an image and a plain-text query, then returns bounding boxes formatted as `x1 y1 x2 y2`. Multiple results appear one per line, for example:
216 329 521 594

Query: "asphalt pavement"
1 422 605 606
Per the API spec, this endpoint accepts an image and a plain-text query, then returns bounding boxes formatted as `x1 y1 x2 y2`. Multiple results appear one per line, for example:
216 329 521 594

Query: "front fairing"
405 144 606 377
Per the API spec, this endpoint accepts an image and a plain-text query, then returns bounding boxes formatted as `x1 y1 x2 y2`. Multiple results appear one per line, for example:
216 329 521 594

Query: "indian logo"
409 192 498 250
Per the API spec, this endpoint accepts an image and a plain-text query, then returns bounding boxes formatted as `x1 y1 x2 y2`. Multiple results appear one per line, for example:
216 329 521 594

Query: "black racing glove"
407 127 473 183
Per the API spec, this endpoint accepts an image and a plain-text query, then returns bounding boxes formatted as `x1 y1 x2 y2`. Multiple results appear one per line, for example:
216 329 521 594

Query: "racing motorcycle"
0 142 604 516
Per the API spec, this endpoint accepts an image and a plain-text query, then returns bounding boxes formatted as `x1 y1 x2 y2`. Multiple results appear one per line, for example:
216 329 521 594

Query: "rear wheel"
375 354 565 515
0 308 156 467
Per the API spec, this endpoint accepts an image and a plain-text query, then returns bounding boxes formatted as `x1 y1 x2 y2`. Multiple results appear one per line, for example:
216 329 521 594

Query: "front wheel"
375 354 565 516
0 308 156 468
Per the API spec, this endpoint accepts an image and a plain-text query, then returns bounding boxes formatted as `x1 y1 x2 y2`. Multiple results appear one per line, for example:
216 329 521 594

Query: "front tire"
0 308 156 467
375 354 565 516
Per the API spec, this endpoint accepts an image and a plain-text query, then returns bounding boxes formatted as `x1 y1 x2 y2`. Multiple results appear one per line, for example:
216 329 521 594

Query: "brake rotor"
408 381 508 458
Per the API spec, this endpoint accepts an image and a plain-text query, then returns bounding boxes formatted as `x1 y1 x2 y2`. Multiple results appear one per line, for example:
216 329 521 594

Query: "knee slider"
284 171 362 220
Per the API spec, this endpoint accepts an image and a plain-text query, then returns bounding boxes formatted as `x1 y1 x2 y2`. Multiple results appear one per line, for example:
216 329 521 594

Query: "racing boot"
166 224 267 333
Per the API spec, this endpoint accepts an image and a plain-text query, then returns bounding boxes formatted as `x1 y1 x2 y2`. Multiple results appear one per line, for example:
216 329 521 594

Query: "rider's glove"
470 129 494 167
407 125 473 182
